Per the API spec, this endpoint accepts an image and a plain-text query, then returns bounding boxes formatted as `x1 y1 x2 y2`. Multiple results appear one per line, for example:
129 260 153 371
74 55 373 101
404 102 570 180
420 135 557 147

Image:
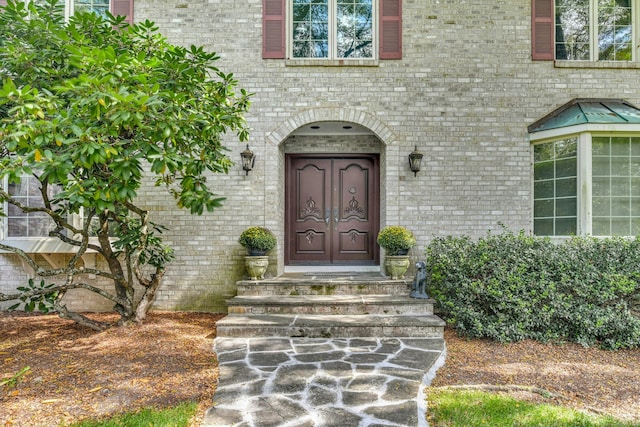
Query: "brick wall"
3 0 640 312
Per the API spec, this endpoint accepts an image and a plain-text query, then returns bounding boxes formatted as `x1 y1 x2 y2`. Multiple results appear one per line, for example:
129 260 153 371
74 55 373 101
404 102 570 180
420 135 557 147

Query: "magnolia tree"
0 0 250 330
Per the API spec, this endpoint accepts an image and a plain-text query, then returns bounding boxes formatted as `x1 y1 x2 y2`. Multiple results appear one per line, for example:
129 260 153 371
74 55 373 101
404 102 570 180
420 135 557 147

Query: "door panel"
333 159 374 261
286 155 379 264
290 159 332 261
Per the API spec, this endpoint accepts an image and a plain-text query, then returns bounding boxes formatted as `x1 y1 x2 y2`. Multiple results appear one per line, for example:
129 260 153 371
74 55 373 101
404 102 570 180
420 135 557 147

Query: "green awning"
528 98 640 133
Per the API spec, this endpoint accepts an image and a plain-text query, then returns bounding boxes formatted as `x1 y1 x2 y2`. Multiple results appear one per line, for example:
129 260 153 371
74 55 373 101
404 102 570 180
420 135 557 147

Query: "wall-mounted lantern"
408 146 423 177
241 144 255 175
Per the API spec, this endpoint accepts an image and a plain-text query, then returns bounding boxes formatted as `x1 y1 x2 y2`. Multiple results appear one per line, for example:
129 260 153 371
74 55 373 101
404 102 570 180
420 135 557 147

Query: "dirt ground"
1 312 639 426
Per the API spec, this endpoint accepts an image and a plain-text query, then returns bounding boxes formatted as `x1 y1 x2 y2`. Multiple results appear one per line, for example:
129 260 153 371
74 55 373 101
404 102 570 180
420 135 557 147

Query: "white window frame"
287 0 378 62
555 0 639 62
531 124 640 237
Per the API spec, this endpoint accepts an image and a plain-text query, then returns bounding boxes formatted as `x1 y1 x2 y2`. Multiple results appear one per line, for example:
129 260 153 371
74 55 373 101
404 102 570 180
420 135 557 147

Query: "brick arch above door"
265 108 397 148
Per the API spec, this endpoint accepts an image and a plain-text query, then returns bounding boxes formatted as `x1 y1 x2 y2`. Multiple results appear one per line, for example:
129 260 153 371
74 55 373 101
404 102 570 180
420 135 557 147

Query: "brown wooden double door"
285 155 379 264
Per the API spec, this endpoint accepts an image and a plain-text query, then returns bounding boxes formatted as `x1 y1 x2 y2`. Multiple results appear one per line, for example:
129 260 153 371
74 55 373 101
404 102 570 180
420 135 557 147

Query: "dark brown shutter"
263 0 285 59
532 0 554 60
380 0 402 59
111 0 133 25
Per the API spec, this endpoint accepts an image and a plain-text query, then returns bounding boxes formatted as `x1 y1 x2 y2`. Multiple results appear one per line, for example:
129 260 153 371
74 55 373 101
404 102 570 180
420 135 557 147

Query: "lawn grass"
426 389 640 427
68 401 197 427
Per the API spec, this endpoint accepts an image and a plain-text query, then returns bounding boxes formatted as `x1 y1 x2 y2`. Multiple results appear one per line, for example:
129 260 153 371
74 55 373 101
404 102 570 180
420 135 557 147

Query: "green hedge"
426 229 640 349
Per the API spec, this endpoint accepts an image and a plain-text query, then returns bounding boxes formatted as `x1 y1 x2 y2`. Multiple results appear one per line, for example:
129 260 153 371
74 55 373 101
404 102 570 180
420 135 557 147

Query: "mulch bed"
1 312 639 426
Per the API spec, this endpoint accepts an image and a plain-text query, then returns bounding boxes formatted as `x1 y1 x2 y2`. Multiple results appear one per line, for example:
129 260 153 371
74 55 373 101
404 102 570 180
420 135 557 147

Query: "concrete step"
227 294 435 315
215 313 446 338
236 277 412 297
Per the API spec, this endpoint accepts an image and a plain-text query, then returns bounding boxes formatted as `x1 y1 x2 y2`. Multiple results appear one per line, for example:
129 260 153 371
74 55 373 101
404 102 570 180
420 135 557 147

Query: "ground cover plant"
426 228 640 349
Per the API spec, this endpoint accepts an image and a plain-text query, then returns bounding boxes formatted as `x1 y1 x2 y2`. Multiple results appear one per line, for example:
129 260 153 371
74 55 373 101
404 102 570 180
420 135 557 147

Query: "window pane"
593 156 610 176
593 177 611 196
534 180 554 199
292 0 329 58
556 177 576 197
593 196 611 216
556 197 577 216
556 158 577 178
598 0 632 61
534 219 554 235
535 199 554 217
593 137 611 155
593 217 610 235
534 161 554 180
336 0 373 58
556 0 590 60
534 143 555 162
556 217 577 235
556 138 578 158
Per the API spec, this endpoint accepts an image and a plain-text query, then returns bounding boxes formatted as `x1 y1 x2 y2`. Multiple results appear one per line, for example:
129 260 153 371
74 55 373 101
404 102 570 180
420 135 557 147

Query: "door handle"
325 208 330 228
333 207 339 230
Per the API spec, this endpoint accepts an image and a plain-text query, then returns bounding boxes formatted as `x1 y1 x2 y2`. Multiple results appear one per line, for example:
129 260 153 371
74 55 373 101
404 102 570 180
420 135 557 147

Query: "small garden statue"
410 261 429 299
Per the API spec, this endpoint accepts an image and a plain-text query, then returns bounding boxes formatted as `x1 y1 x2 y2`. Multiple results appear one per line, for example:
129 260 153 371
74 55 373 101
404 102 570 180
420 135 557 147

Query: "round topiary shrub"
377 226 416 255
238 226 277 254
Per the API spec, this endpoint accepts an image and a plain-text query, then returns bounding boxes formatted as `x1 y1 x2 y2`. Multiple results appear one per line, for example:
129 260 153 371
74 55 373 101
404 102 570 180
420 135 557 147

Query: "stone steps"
235 277 412 296
218 272 445 339
227 294 434 315
215 313 445 338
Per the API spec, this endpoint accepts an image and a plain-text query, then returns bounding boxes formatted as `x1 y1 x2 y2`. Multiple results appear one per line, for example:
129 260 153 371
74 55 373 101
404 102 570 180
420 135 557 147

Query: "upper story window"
263 0 401 61
292 0 373 59
556 0 632 61
532 0 637 62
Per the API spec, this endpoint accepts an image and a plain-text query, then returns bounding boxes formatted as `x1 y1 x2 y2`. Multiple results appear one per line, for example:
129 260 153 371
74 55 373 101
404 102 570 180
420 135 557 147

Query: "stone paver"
202 337 446 427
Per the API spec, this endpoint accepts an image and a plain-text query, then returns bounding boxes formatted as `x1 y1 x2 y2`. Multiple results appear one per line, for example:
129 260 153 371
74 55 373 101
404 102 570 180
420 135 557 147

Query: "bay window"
530 99 640 237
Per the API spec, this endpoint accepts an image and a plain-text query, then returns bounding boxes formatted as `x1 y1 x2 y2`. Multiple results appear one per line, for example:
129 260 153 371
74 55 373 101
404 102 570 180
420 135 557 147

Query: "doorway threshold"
284 265 381 273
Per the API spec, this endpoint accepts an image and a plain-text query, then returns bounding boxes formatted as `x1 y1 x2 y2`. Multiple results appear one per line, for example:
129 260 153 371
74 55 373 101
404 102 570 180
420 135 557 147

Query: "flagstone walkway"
202 336 446 427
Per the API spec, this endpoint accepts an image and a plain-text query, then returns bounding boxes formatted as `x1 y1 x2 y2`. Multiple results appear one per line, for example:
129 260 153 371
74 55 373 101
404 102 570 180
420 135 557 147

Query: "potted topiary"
377 225 416 279
238 226 277 280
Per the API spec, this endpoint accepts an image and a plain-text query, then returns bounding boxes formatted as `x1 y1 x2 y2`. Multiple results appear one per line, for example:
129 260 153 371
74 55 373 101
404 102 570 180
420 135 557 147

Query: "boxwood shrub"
426 229 640 349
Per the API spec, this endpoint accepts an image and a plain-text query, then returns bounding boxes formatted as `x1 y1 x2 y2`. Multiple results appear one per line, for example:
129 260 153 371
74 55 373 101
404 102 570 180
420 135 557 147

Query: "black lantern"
241 144 255 175
408 146 423 177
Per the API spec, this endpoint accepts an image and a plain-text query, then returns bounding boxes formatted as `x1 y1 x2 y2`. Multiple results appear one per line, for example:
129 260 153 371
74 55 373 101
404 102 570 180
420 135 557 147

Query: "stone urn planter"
239 226 276 281
377 225 416 280
384 255 411 280
245 256 269 280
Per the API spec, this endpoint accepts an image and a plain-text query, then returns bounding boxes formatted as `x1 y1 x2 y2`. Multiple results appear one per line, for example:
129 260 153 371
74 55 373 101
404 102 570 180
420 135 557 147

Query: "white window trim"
286 0 378 62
